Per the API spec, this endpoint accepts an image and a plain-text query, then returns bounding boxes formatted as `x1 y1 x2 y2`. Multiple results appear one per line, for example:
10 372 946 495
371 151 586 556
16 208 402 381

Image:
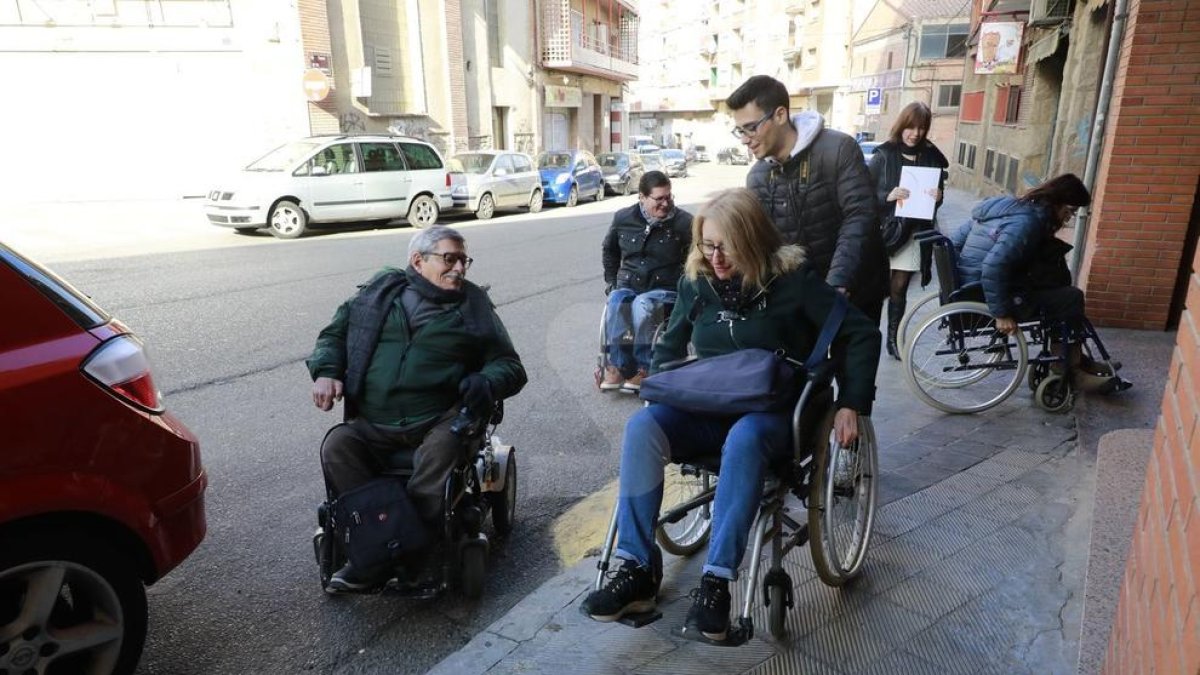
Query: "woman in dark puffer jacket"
952 173 1131 393
868 102 949 359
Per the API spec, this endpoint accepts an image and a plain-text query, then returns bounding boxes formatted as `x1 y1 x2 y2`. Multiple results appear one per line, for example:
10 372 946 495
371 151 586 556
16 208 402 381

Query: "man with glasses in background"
727 75 886 322
600 171 694 392
307 226 527 592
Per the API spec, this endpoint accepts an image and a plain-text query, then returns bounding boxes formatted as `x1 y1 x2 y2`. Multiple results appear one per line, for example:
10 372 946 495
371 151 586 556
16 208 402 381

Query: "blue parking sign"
866 88 882 115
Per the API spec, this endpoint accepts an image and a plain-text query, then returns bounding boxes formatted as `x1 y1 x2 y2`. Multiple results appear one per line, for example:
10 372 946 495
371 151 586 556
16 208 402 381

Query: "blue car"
537 150 605 207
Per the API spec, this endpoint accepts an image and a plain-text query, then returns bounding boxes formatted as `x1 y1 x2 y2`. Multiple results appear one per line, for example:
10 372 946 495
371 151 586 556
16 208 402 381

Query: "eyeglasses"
423 251 473 269
731 110 776 139
697 241 732 257
644 193 674 204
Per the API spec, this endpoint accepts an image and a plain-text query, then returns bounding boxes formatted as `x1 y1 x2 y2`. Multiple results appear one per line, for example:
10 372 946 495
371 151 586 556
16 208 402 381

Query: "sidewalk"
428 189 1170 675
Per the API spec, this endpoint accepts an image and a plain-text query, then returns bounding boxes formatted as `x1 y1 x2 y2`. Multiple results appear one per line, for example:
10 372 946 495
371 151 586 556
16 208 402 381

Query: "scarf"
639 202 677 229
404 266 465 304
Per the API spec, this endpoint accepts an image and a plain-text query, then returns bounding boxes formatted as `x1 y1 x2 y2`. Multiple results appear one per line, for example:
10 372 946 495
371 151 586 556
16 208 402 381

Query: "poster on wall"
545 85 582 108
975 22 1023 75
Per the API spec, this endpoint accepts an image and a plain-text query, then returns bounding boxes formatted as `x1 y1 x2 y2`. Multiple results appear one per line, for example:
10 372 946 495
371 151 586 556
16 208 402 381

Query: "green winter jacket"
306 269 527 426
652 265 881 413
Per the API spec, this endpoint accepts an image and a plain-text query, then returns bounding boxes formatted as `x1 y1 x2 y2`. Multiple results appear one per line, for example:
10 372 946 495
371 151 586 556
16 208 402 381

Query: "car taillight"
82 335 163 412
446 173 452 187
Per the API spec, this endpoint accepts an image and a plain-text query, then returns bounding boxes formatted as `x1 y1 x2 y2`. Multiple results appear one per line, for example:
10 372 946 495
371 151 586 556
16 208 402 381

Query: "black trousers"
320 406 467 524
1013 285 1086 327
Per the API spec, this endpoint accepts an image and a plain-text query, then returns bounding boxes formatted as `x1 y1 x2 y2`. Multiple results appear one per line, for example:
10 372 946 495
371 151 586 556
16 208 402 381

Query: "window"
887 52 893 70
960 91 985 122
994 85 1022 124
937 84 962 108
918 23 969 60
306 144 359 175
958 142 966 165
399 143 443 170
995 155 1008 185
956 142 977 169
512 154 532 172
485 0 504 66
1006 158 1019 193
967 145 977 169
358 142 405 172
494 155 516 174
806 47 817 69
984 149 995 179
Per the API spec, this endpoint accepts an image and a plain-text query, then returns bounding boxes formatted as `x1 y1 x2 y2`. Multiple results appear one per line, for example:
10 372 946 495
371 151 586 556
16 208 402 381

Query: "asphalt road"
29 163 748 674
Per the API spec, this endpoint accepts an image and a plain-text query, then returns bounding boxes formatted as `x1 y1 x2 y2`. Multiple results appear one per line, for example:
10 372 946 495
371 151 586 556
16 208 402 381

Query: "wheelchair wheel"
1035 374 1075 413
765 573 792 639
595 303 610 389
904 301 1028 414
1028 361 1050 391
459 539 487 599
896 290 941 357
655 468 714 556
808 410 878 587
487 452 517 536
314 503 340 591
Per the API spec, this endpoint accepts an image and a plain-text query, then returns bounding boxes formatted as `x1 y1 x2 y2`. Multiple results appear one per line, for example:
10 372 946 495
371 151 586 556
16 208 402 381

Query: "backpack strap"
804 292 848 371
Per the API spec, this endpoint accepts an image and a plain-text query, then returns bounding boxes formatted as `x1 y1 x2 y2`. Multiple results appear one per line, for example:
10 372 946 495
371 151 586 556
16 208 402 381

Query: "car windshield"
451 153 496 174
597 153 626 168
860 142 881 154
245 141 323 171
537 152 572 169
643 154 664 169
663 150 684 159
695 145 707 152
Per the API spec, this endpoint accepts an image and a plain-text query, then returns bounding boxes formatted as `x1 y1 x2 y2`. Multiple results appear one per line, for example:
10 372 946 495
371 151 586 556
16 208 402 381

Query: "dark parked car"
859 141 882 165
0 243 207 675
661 149 688 178
596 151 645 195
717 146 749 165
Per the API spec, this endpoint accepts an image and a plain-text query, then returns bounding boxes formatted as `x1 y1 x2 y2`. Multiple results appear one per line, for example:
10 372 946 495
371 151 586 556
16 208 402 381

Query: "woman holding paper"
868 102 949 360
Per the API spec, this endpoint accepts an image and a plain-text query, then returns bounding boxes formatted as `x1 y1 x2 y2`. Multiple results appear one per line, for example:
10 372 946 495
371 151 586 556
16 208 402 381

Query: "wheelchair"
591 362 879 643
312 402 516 599
900 232 1120 415
594 294 675 391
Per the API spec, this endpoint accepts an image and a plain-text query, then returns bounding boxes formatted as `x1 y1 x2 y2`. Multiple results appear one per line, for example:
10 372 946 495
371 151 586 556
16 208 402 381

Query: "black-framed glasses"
423 251 473 269
697 241 731 257
731 110 776 139
644 193 674 204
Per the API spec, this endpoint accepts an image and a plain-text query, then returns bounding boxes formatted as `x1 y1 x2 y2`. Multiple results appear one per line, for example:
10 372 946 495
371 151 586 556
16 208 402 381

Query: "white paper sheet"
894 166 941 220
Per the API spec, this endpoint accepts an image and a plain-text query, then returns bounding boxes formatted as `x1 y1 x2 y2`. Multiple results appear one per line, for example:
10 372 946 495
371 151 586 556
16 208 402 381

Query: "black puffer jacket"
746 113 885 308
868 140 949 227
602 204 693 294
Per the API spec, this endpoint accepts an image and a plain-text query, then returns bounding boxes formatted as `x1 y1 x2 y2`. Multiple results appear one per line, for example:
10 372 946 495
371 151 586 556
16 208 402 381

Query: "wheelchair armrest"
805 359 837 388
656 355 699 372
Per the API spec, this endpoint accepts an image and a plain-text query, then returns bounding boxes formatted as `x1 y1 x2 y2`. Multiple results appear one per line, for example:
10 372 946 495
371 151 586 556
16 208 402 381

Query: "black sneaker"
326 561 389 593
685 573 731 641
581 559 658 622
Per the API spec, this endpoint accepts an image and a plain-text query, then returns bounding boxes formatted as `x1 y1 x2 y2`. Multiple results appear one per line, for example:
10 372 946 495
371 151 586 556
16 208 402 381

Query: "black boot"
886 299 904 361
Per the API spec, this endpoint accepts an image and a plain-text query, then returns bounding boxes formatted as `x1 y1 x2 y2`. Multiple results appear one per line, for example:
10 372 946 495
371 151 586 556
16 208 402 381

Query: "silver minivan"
448 151 542 220
204 135 454 239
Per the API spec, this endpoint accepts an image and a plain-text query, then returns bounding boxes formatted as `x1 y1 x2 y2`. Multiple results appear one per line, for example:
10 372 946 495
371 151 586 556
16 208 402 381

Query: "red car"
0 243 207 675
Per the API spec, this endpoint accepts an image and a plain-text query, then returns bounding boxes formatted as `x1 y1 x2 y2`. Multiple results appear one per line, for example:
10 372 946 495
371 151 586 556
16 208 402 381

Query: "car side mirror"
311 165 329 177
494 168 509 177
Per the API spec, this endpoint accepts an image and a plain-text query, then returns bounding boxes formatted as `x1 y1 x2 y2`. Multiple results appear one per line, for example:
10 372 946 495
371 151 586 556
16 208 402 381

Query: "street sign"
302 68 330 102
866 88 882 115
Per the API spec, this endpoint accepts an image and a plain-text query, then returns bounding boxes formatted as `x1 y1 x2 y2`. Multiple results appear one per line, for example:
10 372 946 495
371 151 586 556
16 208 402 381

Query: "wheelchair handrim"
820 421 877 578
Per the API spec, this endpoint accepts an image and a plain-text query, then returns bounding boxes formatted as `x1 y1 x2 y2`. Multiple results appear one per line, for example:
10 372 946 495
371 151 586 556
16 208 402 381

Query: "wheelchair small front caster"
458 537 488 599
1035 374 1075 413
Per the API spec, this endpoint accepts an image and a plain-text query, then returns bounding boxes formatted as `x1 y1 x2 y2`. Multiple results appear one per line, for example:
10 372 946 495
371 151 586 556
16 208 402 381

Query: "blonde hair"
685 188 806 292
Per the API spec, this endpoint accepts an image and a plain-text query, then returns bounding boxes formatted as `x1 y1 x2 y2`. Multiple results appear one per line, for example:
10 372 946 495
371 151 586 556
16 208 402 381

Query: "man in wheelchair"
600 170 694 392
952 173 1131 394
307 226 527 593
582 189 880 641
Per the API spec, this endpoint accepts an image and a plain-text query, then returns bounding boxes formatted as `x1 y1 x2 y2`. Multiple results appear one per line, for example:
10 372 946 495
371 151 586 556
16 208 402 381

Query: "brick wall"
1080 0 1200 329
1101 3 1200 671
298 0 338 135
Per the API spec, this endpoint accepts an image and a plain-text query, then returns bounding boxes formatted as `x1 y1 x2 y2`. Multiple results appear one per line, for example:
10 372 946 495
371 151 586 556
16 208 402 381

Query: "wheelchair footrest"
672 617 753 647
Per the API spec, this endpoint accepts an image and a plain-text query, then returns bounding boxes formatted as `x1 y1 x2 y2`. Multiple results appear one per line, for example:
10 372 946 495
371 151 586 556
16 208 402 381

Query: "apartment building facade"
847 0 971 161
0 0 310 202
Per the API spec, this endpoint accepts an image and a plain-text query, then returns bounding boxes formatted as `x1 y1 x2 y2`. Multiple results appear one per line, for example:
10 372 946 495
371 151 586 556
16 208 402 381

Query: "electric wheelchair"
594 295 675 391
900 231 1120 414
591 361 879 643
312 402 516 599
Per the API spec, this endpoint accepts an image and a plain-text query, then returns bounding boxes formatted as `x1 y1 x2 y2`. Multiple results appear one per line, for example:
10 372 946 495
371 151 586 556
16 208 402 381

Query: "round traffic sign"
303 68 330 102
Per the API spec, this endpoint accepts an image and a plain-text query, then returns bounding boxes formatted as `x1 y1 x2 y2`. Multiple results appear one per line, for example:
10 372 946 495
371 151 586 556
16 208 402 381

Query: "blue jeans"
605 288 676 376
615 403 791 580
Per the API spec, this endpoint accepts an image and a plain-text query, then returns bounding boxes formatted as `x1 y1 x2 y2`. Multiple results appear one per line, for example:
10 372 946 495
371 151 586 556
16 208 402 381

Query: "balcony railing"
541 1 639 81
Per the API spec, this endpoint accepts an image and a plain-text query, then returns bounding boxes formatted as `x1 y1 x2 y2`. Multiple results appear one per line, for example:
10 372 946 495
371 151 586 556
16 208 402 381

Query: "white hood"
787 111 825 158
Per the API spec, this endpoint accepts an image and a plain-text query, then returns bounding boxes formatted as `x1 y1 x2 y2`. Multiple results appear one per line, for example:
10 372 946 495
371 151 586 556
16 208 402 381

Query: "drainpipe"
1070 0 1130 282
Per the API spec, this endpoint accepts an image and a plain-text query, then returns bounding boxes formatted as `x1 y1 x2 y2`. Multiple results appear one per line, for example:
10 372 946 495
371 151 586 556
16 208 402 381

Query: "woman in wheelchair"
581 189 881 640
951 173 1131 393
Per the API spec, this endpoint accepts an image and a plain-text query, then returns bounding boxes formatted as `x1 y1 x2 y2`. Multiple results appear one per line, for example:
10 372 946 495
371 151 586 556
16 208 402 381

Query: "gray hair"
408 226 465 258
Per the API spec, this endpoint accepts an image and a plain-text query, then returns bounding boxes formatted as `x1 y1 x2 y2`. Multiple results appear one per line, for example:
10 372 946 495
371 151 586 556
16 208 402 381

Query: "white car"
448 151 543 219
204 135 454 239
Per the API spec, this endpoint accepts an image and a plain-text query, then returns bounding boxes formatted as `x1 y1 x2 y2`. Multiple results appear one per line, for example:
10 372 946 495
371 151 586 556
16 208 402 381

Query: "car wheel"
566 185 579 208
594 185 605 202
268 199 307 239
527 189 543 213
407 194 439 229
475 193 496 220
0 532 148 675
620 180 630 196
